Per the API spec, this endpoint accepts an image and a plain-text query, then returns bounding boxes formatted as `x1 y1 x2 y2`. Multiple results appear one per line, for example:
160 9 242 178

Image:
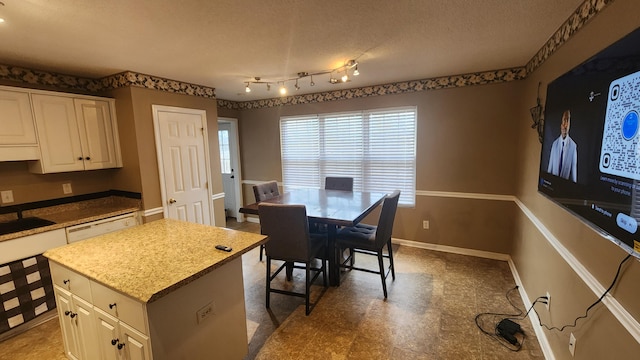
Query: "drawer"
90 280 146 334
49 261 91 302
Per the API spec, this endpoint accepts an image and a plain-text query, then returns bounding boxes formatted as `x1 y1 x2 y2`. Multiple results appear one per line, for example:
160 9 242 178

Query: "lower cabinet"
51 262 150 360
54 287 100 360
94 308 150 360
49 257 248 359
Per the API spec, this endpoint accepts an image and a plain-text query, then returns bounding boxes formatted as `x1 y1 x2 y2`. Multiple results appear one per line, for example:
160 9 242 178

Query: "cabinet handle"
63 279 70 284
85 157 91 160
111 338 119 346
69 312 77 318
168 198 177 204
109 303 117 309
78 157 83 161
117 343 125 350
64 310 71 316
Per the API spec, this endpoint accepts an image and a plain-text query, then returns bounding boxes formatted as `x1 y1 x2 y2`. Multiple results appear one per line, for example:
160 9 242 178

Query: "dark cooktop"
0 217 56 236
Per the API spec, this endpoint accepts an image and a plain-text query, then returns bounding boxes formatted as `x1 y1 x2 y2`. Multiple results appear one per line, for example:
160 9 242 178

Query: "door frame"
218 117 245 222
152 105 215 225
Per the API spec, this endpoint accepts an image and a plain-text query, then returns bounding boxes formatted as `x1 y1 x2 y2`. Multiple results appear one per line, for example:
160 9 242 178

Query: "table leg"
327 224 340 286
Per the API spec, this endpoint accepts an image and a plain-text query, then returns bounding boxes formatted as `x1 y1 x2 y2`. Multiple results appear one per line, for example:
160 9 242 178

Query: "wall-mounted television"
539 27 640 258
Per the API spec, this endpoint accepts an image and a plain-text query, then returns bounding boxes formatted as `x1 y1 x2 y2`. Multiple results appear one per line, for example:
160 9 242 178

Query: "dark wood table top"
240 188 387 226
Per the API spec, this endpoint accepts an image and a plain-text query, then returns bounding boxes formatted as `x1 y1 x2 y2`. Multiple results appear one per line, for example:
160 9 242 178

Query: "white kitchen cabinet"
51 263 100 360
50 262 150 360
94 308 150 360
29 93 122 173
0 87 39 160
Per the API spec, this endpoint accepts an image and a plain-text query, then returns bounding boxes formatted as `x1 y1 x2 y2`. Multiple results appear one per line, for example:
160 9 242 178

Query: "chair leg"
322 259 328 287
387 239 396 280
265 257 271 309
259 244 264 261
377 251 388 298
349 248 355 267
305 263 311 315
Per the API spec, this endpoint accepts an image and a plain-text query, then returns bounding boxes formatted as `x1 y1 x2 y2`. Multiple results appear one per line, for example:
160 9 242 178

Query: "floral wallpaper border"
0 0 612 110
219 67 527 110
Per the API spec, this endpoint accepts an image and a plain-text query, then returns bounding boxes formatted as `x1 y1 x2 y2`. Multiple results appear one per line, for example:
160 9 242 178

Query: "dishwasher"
65 212 139 243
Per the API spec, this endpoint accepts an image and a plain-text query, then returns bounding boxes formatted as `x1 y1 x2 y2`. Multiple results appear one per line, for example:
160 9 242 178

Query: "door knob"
169 198 177 204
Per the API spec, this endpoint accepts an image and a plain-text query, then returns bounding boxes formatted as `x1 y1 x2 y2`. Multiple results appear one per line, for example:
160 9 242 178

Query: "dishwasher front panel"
65 213 138 243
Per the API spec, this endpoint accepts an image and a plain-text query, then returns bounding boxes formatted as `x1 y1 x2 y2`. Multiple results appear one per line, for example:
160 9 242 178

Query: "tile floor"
0 219 545 360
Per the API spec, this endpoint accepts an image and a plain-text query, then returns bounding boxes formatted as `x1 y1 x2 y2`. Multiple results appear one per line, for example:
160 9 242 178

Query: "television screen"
539 27 640 258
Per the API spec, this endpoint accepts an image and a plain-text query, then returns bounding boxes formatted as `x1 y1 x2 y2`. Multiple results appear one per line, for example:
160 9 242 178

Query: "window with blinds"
280 106 416 206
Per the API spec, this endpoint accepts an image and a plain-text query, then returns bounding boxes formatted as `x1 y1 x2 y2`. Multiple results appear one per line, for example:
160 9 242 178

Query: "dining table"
239 188 387 286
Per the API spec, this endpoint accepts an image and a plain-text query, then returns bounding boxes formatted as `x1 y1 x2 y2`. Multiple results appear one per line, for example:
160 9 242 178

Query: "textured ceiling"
0 0 585 101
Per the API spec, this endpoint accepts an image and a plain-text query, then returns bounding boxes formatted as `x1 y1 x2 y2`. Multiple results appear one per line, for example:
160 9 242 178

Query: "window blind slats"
281 107 416 205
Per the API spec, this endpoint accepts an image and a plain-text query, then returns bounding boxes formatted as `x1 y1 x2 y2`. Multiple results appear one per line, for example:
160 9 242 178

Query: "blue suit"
548 135 577 182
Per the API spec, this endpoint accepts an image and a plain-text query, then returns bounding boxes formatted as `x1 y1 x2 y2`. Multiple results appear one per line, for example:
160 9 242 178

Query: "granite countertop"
0 196 140 242
44 218 267 303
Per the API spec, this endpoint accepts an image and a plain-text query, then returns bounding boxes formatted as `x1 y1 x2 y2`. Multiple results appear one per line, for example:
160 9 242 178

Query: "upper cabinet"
0 88 39 161
29 93 123 174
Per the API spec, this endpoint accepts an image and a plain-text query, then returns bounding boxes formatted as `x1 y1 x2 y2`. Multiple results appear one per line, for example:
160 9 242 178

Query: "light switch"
1 190 14 204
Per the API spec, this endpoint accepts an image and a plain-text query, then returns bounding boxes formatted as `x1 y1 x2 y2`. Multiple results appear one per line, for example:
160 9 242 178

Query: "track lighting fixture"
244 59 360 95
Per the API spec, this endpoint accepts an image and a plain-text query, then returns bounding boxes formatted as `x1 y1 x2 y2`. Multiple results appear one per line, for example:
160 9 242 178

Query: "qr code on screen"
599 70 640 180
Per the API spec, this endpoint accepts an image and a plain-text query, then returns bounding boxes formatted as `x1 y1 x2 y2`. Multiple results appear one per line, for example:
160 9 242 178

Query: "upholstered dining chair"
335 190 400 298
325 176 354 191
253 181 280 261
258 203 328 315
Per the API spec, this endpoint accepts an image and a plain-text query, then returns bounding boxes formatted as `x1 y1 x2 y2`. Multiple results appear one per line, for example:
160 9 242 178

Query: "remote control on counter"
215 244 232 252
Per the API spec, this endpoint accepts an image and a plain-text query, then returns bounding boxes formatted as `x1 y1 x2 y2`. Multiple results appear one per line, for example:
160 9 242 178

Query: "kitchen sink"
0 217 56 236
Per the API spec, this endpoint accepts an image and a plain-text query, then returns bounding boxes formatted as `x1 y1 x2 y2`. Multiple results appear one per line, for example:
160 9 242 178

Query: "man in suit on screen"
548 109 577 182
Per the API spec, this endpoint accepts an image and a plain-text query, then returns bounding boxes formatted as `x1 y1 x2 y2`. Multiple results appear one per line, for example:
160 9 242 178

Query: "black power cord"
475 286 544 351
533 253 632 332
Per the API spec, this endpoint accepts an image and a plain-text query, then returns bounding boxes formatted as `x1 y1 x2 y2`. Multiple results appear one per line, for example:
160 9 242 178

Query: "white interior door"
218 123 236 218
218 118 244 222
153 106 214 225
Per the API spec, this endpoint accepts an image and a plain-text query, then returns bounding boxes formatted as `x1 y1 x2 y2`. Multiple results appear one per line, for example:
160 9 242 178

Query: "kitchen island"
43 218 267 360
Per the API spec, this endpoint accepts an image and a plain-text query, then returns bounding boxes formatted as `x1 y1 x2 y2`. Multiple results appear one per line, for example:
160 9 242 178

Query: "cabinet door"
74 99 120 170
31 94 84 172
0 89 39 160
94 308 120 360
74 296 100 360
54 288 81 360
120 321 151 360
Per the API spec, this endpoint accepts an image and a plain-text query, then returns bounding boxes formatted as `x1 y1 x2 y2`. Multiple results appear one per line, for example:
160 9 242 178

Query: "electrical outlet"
545 291 550 311
569 332 576 356
62 183 73 194
422 220 429 229
196 301 215 324
1 190 14 204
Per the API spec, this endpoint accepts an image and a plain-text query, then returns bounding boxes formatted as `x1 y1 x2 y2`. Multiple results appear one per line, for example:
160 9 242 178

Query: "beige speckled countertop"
0 196 140 242
43 218 267 303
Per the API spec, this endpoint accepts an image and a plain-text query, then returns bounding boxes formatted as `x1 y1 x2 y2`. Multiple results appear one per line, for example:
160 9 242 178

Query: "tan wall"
513 0 640 358
105 86 225 226
0 161 119 205
236 81 522 254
